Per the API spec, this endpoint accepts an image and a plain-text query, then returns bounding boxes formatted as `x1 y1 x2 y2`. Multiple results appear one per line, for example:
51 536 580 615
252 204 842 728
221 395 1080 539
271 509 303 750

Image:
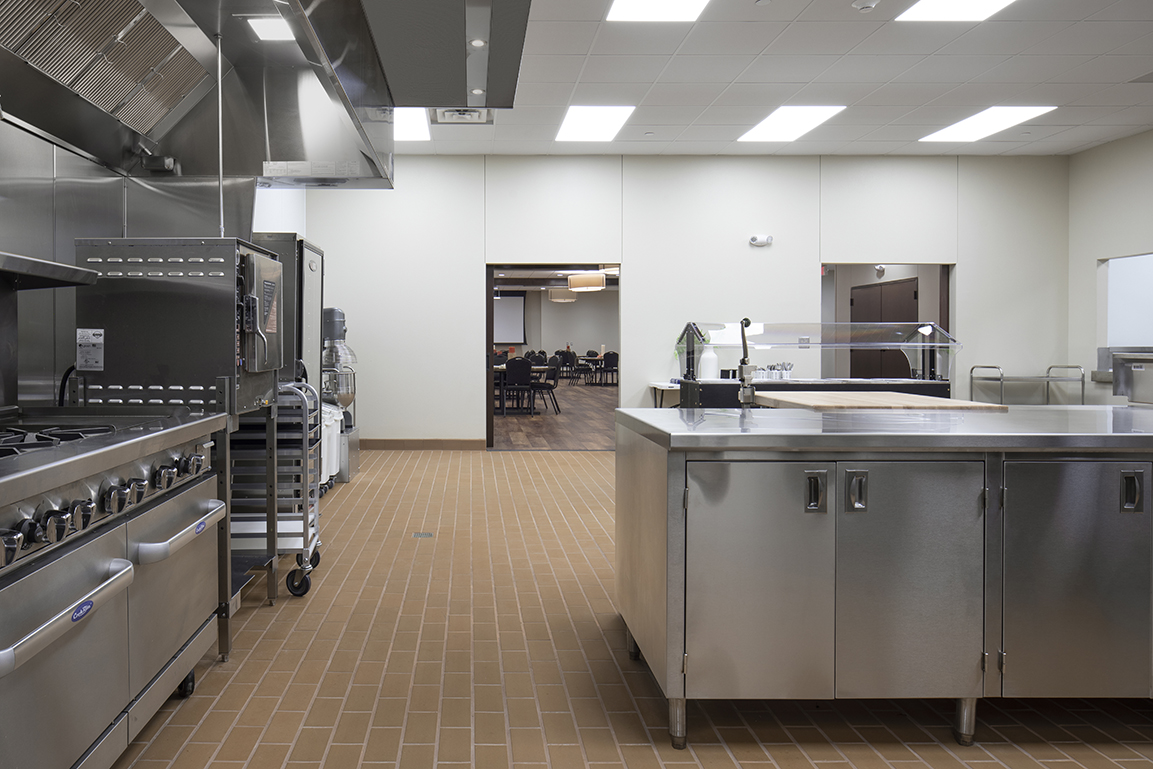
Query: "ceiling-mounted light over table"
920 106 1056 142
739 106 846 142
897 0 1020 22
549 289 578 303
568 273 606 292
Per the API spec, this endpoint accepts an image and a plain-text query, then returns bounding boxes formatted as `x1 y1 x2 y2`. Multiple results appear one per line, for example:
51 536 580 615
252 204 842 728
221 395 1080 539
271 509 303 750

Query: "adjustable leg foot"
952 697 977 746
669 698 687 750
626 628 641 661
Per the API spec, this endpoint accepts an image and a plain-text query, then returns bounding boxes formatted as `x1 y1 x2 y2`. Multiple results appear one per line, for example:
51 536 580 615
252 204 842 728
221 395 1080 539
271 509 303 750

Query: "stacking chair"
532 363 562 414
502 357 535 415
602 351 619 385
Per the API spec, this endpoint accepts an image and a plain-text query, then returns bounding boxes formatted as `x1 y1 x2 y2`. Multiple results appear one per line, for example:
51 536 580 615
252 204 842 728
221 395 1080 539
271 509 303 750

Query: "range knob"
71 499 96 529
1 530 22 566
15 518 45 548
40 509 73 543
103 485 131 514
154 465 178 491
127 478 148 505
180 453 206 477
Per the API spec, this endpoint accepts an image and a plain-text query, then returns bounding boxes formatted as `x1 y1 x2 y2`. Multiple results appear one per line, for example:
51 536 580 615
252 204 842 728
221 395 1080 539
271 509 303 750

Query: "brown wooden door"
849 284 882 378
850 278 918 379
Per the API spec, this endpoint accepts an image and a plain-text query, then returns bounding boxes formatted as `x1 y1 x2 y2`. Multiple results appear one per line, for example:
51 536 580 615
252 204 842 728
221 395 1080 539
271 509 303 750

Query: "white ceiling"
400 0 1153 156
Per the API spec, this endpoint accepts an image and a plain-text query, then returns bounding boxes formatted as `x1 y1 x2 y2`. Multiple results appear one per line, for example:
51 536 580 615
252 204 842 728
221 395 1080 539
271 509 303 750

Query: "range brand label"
195 521 207 535
76 328 105 372
71 600 94 623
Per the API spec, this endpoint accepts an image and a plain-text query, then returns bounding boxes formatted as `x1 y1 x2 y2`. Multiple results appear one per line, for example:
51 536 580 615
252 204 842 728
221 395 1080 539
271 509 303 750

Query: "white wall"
307 151 1076 440
1070 129 1153 402
541 288 620 354
306 156 486 440
253 188 308 235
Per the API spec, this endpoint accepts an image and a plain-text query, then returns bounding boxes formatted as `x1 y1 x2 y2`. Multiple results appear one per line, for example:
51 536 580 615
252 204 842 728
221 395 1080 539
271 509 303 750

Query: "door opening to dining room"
486 264 621 450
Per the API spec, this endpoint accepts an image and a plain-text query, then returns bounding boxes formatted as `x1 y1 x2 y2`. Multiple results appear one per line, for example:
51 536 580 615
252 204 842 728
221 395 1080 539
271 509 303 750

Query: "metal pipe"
215 33 224 238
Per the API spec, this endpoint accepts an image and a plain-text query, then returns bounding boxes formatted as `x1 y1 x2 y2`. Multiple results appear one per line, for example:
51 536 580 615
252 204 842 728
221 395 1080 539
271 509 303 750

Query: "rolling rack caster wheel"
286 569 311 596
296 550 321 569
175 670 195 698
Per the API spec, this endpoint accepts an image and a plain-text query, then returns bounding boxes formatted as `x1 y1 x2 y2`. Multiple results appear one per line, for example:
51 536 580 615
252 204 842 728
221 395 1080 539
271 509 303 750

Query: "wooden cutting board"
753 391 1009 411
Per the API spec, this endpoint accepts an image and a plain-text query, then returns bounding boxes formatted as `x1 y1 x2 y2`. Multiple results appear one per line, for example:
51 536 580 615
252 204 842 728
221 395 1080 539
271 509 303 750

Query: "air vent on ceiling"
431 108 493 125
0 0 209 135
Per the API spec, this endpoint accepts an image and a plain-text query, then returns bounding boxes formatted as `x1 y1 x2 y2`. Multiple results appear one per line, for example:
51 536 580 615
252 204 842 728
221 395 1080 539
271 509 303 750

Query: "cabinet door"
836 461 985 698
1003 461 1152 697
685 461 835 699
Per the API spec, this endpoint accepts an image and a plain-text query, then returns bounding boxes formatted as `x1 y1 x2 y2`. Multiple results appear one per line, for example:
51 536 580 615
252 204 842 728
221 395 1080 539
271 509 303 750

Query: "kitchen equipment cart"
230 382 323 599
616 405 1153 750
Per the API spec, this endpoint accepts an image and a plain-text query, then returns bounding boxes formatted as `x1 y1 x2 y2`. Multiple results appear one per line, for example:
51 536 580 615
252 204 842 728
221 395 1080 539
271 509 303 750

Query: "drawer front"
127 476 222 694
0 525 131 769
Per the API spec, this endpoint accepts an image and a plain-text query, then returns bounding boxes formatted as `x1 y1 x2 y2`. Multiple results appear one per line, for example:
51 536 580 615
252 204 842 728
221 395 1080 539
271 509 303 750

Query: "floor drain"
412 532 433 538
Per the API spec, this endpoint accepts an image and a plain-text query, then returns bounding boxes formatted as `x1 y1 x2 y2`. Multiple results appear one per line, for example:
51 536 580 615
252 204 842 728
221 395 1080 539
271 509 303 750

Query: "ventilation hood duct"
0 0 397 188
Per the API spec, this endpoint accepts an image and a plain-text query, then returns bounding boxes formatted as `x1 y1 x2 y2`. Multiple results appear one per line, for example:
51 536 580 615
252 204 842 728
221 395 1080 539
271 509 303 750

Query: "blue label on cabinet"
195 521 206 535
71 600 94 622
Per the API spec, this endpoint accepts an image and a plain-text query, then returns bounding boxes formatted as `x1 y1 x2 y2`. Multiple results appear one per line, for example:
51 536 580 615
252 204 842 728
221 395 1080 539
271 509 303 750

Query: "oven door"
127 476 223 697
0 525 132 769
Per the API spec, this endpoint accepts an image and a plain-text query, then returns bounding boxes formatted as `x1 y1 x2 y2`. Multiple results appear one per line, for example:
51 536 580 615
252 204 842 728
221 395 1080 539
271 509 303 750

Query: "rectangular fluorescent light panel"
607 0 711 22
556 106 635 142
897 0 1020 22
738 106 846 142
248 17 295 41
920 106 1056 142
394 107 431 141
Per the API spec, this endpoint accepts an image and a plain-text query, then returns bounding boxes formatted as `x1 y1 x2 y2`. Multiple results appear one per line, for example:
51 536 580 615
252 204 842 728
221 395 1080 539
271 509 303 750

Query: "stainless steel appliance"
0 252 228 769
322 307 359 482
73 238 283 414
251 233 324 386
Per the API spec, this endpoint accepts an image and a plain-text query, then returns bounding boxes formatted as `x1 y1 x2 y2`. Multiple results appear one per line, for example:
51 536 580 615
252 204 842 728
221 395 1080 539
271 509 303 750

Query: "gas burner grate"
38 425 116 442
0 428 58 453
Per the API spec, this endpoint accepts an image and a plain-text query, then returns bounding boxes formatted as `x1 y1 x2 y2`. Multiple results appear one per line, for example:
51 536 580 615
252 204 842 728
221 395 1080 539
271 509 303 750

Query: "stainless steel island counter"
615 406 1153 749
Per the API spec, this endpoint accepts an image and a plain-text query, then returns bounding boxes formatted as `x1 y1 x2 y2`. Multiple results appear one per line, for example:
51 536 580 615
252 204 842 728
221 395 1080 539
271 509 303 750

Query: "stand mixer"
322 308 359 481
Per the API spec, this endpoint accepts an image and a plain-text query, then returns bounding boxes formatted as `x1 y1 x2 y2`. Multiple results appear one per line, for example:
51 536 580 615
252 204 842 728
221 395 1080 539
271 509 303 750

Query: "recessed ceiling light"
394 107 431 141
469 38 487 47
471 88 486 95
897 0 1019 22
248 17 294 41
607 0 712 22
738 106 846 142
556 106 635 142
919 106 1056 142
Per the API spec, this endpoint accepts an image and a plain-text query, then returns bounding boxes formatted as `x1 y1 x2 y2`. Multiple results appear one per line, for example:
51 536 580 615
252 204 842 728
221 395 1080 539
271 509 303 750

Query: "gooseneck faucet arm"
676 323 707 409
738 318 756 407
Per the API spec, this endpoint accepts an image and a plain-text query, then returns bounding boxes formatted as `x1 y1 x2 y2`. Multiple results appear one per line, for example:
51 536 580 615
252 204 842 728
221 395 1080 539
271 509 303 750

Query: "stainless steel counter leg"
669 698 687 750
952 697 977 746
626 628 640 661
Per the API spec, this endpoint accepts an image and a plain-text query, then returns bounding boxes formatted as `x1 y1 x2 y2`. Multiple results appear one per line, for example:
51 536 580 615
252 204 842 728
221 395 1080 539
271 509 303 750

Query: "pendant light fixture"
568 272 606 292
548 289 578 303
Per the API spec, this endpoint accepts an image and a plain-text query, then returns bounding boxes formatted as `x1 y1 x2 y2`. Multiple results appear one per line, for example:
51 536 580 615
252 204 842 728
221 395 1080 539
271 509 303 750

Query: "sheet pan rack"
229 382 323 600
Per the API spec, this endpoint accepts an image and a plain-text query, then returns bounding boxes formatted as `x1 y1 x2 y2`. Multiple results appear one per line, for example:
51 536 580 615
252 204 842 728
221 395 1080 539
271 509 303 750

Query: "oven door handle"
135 499 226 565
0 558 134 679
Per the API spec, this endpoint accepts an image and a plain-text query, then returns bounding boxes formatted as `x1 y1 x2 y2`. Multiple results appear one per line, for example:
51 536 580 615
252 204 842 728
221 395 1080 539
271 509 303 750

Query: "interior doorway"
850 278 918 378
485 264 621 450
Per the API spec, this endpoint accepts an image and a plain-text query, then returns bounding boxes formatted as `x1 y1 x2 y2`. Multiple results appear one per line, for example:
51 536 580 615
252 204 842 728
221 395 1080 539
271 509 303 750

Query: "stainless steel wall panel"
685 461 836 700
835 461 985 699
126 175 254 239
1002 460 1153 697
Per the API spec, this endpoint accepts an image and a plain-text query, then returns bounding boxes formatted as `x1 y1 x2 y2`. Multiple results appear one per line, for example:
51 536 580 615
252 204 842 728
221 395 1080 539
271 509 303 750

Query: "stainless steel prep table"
615 405 1153 750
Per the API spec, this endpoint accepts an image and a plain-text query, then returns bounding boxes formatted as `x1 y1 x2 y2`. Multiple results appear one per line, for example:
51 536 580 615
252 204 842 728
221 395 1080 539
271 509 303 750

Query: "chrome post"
953 697 977 746
669 698 687 750
215 33 224 238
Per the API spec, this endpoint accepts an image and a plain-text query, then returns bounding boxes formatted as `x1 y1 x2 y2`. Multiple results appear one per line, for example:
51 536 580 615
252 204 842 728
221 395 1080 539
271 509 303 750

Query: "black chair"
573 350 594 385
601 351 619 385
532 363 561 414
502 357 535 415
530 353 547 365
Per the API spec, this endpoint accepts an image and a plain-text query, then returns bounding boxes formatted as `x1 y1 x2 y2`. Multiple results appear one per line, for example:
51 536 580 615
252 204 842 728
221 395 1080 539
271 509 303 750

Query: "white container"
699 346 720 380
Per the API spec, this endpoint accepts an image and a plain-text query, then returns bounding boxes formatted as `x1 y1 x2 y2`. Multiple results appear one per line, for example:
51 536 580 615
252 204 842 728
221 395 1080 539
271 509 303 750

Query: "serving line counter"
615 405 1153 749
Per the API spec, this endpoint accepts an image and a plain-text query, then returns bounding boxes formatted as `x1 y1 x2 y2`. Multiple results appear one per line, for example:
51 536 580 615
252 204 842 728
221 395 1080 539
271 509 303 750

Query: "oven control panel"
0 438 215 576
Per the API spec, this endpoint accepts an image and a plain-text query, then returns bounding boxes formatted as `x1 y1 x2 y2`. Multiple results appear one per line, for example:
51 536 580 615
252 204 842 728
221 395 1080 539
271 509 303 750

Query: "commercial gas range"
0 252 231 769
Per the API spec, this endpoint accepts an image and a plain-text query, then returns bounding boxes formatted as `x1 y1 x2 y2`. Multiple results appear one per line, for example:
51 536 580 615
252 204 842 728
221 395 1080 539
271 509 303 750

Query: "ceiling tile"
589 25 693 55
513 82 575 105
420 141 495 155
522 22 601 55
1042 124 1145 143
785 81 881 104
971 54 1095 83
699 0 808 23
893 55 1008 83
835 141 912 154
629 105 707 124
850 23 971 56
926 82 1027 105
736 55 840 83
492 124 562 142
997 0 1117 22
490 141 558 154
855 82 971 106
823 105 914 124
1089 105 1153 124
641 82 729 105
890 106 983 125
677 125 748 141
616 124 686 141
712 82 803 106
813 55 924 83
1050 55 1153 84
679 22 788 55
1027 105 1127 123
518 56 588 83
861 124 946 141
658 55 757 82
430 124 496 140
661 141 733 154
610 141 672 154
802 123 877 142
1091 0 1153 22
581 55 670 82
529 0 611 22
1024 21 1153 55
570 82 651 104
1104 33 1153 56
773 141 850 154
939 22 1075 56
764 22 884 56
1006 83 1111 105
494 106 569 125
694 105 780 125
1069 82 1153 105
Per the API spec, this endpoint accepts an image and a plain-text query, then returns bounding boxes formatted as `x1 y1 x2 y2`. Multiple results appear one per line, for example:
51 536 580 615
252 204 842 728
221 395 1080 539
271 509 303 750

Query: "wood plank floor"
493 381 618 451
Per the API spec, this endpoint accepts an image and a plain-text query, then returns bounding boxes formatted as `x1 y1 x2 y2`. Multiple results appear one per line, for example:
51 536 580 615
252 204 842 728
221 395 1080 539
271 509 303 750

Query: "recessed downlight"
394 107 431 141
738 106 846 142
556 106 635 142
248 17 294 41
897 0 1019 21
607 0 712 22
919 106 1056 142
469 38 487 47
471 88 486 95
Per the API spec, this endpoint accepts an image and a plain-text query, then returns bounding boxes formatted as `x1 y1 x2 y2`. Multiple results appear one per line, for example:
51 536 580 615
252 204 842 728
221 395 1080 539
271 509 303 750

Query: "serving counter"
615 405 1153 749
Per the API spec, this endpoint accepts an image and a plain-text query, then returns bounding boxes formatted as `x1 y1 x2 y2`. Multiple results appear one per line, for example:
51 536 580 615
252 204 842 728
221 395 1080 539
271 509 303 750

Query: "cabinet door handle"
846 470 868 512
804 470 827 513
1121 471 1143 513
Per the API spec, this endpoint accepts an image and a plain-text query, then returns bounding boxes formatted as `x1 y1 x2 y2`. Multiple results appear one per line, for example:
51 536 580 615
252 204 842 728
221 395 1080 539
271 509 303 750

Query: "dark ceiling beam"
361 0 466 107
